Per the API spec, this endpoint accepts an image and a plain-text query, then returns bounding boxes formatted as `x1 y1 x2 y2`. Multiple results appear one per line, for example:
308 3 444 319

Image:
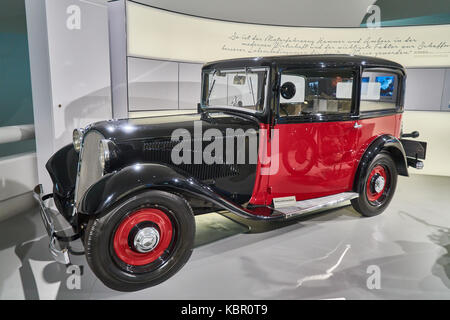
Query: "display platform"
0 174 449 300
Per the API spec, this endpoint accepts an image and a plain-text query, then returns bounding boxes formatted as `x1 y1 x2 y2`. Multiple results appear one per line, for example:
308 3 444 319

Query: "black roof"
203 54 404 72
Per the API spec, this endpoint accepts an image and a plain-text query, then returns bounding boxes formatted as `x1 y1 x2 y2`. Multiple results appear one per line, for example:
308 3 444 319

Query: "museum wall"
0 0 37 221
25 0 112 192
127 58 202 111
403 112 450 176
404 69 450 176
130 0 450 28
126 2 450 67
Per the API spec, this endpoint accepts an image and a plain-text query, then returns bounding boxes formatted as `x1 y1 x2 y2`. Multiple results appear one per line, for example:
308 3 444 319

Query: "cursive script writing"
223 32 450 58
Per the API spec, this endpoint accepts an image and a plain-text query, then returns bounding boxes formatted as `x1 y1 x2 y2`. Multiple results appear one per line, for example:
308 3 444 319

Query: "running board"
272 192 359 218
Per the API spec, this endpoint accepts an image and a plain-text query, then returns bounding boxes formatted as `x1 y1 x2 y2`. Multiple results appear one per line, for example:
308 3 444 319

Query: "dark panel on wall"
404 69 446 111
0 0 35 157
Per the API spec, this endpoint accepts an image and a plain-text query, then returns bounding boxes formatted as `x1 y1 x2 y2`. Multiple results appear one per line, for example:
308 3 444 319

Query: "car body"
35 54 427 291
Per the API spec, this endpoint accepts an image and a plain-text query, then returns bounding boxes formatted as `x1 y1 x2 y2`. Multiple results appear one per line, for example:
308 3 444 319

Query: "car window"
203 67 269 113
360 71 398 112
279 69 354 118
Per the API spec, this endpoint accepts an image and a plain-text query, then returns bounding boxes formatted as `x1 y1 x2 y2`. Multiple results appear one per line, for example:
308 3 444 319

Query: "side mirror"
280 82 296 100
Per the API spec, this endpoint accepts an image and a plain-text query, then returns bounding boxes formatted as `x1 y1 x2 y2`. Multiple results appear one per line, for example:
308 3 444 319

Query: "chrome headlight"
73 128 84 152
99 139 111 171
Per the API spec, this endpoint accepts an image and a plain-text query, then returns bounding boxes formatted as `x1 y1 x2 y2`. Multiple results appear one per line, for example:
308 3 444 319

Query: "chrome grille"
75 130 105 208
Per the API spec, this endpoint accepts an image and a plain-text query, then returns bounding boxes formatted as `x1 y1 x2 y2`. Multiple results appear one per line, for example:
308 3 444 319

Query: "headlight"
99 139 110 171
73 128 84 152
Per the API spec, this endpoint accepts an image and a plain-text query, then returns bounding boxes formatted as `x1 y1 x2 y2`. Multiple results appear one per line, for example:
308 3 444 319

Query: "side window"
360 71 398 112
279 69 354 117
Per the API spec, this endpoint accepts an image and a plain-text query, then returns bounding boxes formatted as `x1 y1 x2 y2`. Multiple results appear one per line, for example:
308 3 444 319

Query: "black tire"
85 190 195 292
351 152 398 217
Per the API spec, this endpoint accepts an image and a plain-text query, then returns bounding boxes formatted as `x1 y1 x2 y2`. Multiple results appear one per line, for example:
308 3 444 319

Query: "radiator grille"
143 138 240 181
75 130 105 208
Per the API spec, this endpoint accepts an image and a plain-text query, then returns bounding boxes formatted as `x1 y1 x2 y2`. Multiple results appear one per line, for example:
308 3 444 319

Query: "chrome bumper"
33 184 73 264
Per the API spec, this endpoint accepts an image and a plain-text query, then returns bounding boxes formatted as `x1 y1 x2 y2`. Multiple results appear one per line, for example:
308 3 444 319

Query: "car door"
356 69 403 153
266 67 360 203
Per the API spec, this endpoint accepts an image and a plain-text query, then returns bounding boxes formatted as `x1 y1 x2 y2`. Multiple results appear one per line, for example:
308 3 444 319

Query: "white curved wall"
131 0 377 27
403 111 450 177
126 2 450 67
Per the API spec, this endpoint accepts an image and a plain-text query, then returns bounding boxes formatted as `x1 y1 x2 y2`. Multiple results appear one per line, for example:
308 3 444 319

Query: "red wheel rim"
113 208 173 266
366 165 388 203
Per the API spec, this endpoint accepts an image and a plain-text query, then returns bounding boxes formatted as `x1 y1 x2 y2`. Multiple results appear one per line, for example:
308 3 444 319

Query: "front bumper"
33 184 80 264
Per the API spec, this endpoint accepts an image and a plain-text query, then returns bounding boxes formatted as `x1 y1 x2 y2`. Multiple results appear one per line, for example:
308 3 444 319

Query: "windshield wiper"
206 79 216 104
246 68 256 106
206 70 217 104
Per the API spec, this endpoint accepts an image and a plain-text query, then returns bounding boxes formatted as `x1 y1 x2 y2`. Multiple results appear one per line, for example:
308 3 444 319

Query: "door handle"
354 122 362 129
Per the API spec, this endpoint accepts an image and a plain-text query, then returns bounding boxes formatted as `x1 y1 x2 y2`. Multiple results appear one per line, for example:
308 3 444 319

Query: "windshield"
201 67 269 113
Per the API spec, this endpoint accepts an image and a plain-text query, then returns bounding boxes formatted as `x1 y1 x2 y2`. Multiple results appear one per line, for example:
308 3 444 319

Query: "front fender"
46 144 78 198
78 163 205 215
78 163 269 219
46 144 78 220
353 135 408 192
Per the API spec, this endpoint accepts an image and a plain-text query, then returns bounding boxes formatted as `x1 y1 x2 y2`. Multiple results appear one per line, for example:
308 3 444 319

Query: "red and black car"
35 54 426 291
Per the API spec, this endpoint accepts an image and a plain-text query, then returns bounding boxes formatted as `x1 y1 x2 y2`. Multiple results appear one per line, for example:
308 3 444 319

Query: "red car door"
265 67 360 204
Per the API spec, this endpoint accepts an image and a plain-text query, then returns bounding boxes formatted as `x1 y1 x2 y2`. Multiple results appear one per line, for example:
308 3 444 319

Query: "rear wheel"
85 190 195 292
351 152 398 217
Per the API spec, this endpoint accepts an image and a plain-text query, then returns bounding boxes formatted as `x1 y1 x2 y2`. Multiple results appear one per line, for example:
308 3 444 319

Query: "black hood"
82 112 260 204
85 112 259 143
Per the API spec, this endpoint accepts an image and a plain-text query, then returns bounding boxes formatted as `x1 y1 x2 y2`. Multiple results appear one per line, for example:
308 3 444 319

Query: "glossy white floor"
0 174 449 300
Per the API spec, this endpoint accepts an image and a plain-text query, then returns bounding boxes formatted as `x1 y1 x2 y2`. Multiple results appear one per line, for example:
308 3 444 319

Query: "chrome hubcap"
374 175 386 193
133 227 160 253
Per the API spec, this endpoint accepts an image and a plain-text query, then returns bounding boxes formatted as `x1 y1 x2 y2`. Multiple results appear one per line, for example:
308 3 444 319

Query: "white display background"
27 0 112 192
46 0 112 148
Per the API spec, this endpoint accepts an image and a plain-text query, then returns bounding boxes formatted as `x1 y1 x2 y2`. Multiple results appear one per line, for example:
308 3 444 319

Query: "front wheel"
351 152 398 217
85 190 195 292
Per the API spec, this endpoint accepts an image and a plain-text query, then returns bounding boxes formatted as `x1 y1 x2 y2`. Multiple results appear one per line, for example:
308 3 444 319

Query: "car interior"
279 70 354 117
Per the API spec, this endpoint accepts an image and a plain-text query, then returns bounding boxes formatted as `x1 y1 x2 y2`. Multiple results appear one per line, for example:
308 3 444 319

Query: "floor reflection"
399 211 450 289
194 213 249 248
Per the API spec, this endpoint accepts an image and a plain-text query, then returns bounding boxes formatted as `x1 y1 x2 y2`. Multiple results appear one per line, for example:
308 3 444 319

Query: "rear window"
360 71 399 112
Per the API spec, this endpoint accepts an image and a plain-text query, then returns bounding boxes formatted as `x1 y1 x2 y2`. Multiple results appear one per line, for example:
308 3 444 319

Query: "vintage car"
35 54 427 291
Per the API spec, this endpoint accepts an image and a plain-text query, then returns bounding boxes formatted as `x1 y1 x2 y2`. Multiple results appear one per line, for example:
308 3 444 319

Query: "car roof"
203 54 404 72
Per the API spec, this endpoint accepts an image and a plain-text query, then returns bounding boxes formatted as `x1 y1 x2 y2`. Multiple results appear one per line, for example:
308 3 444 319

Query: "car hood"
85 112 259 143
